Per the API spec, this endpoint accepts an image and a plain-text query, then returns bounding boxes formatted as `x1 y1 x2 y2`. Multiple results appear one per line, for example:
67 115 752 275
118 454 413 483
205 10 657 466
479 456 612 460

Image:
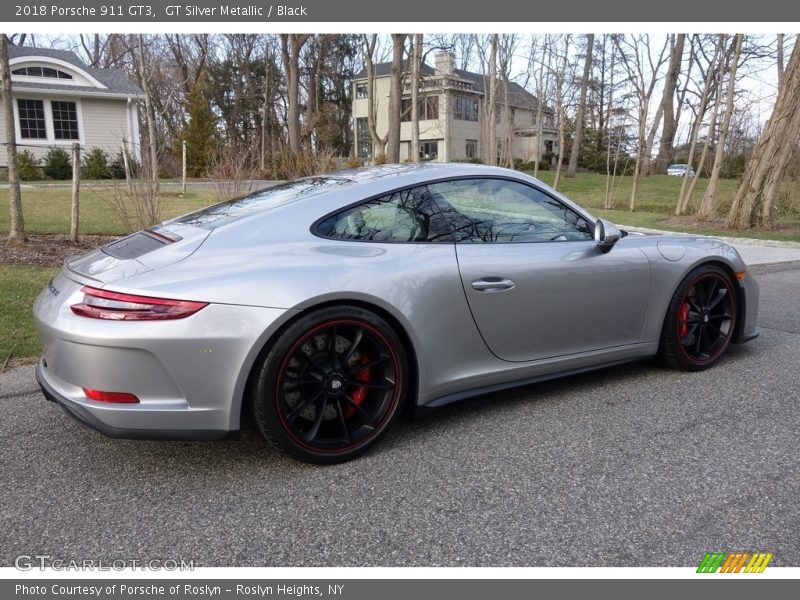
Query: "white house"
1 45 144 167
352 52 558 164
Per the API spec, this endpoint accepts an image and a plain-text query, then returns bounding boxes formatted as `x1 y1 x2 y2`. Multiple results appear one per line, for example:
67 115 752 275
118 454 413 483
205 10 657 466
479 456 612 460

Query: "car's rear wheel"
658 265 737 371
252 306 407 464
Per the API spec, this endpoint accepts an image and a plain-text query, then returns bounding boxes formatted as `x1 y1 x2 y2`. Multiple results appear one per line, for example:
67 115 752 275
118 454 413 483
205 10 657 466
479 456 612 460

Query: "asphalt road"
1 262 799 567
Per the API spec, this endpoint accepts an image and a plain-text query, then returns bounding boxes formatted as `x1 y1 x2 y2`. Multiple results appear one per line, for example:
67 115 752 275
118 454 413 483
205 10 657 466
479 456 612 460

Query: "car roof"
331 162 520 184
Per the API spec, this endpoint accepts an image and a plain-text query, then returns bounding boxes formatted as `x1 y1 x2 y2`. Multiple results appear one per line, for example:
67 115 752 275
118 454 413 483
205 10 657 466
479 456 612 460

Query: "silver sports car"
34 163 759 463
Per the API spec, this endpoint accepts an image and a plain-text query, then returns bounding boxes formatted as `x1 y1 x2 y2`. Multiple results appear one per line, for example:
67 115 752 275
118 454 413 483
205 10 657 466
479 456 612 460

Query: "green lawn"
0 185 217 236
531 171 800 242
0 265 57 367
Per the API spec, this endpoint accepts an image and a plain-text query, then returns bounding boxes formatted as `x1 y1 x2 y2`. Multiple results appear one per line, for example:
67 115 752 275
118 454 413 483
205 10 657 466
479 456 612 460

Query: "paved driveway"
1 262 798 567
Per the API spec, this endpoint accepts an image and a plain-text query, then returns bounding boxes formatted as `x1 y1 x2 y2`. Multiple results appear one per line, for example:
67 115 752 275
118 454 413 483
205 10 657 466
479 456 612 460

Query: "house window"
12 66 73 79
17 99 47 139
355 83 368 99
51 101 79 140
465 139 477 159
401 96 439 122
545 140 554 153
453 95 478 121
419 141 438 161
356 117 372 159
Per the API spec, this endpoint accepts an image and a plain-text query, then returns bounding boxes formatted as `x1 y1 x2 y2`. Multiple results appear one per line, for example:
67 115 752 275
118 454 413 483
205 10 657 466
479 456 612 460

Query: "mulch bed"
1 234 119 267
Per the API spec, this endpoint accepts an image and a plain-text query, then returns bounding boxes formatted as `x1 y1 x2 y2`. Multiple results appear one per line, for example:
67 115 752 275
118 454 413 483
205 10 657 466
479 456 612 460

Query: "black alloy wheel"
252 306 407 463
659 265 737 371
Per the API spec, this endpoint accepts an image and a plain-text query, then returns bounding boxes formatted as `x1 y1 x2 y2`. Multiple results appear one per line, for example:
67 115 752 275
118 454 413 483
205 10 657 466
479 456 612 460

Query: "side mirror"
594 218 621 252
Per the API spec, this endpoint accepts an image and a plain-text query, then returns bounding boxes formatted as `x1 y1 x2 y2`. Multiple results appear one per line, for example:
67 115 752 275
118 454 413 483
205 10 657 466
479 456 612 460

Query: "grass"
0 265 57 367
0 186 217 236
531 171 800 242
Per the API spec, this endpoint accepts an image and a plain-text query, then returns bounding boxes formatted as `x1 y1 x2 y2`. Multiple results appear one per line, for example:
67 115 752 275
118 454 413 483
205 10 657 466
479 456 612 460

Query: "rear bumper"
733 271 760 344
37 360 229 441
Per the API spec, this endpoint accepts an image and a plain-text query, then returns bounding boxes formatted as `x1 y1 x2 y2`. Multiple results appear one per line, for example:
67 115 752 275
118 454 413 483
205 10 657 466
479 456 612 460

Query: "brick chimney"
434 52 455 76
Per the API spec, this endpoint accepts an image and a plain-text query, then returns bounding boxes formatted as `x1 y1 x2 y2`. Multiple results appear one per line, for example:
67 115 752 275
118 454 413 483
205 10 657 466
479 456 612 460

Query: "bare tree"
615 34 669 211
654 34 687 174
698 34 744 219
386 34 407 163
726 35 800 229
1 34 25 244
409 34 423 163
566 33 594 177
280 34 309 154
477 34 499 166
363 34 388 159
552 35 571 190
528 35 555 178
135 35 160 193
676 35 723 215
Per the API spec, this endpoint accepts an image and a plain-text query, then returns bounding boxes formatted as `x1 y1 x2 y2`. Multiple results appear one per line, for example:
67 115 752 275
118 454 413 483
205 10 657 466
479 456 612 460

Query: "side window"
316 186 453 243
427 178 593 243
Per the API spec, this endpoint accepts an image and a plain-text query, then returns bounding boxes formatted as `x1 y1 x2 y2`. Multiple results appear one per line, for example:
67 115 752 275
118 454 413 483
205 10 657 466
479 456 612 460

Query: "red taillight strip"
83 388 140 403
71 286 208 321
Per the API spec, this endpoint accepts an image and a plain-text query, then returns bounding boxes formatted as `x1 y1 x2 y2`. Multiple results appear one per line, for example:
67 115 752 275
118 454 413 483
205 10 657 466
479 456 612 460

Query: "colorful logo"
697 552 773 573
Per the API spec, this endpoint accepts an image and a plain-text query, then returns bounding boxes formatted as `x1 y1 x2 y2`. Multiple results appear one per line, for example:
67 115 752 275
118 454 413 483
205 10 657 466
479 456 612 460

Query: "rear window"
174 177 352 230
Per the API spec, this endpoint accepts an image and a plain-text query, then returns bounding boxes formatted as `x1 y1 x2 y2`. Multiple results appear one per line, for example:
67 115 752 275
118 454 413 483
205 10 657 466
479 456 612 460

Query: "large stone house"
352 52 558 164
0 46 144 168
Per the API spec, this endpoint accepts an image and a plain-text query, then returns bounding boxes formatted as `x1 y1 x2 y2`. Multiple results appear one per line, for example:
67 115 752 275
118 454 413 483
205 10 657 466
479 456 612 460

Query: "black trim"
36 361 231 441
414 356 645 415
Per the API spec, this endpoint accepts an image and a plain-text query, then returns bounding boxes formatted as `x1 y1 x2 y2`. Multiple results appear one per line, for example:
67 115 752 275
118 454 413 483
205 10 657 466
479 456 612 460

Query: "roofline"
11 86 145 101
9 55 108 90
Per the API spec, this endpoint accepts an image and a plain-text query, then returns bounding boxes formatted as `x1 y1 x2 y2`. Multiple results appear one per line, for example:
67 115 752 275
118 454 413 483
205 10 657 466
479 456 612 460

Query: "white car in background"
667 164 696 177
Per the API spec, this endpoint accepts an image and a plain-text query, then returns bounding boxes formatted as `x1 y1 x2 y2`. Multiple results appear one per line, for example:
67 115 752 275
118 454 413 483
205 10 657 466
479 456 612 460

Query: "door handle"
471 277 516 292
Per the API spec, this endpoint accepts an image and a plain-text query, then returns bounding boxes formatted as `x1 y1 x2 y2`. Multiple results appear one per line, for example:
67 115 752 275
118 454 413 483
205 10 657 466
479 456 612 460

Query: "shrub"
82 147 111 179
272 148 337 180
43 146 72 179
109 150 139 179
347 156 362 169
373 153 387 165
17 150 40 180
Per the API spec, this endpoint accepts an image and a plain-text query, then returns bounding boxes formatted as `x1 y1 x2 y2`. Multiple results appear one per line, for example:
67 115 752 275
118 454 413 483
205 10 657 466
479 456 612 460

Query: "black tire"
658 264 737 371
251 306 408 464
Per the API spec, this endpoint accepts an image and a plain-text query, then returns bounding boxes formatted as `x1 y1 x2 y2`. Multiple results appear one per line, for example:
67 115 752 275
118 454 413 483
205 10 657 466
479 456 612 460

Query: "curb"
619 225 800 249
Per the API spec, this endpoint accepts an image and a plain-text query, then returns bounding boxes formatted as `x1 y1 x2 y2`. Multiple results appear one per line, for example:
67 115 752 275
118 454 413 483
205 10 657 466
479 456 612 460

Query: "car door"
427 177 651 362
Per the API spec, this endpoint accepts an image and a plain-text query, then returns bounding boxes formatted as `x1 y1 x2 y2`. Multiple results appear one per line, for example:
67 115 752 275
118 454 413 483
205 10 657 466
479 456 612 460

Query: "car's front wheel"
658 265 737 371
251 306 407 464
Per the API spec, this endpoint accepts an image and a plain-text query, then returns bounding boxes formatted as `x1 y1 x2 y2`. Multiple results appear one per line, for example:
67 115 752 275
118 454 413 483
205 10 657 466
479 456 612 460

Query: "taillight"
71 286 207 321
83 388 140 403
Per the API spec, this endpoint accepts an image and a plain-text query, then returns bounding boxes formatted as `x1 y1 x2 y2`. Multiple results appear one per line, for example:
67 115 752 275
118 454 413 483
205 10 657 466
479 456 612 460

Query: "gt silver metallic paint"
33 163 759 451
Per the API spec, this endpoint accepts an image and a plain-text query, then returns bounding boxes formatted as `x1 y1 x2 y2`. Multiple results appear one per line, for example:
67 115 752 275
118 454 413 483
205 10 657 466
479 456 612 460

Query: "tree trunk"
726 34 800 229
280 34 309 155
482 35 499 166
1 34 25 244
777 33 785 91
552 35 570 190
566 33 594 177
364 35 387 158
386 34 407 164
698 34 743 219
629 101 647 211
654 34 686 174
136 35 160 193
410 34 422 163
677 36 721 215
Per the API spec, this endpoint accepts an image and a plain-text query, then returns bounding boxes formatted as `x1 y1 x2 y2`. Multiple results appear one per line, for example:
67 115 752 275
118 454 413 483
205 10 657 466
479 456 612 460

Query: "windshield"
173 177 353 230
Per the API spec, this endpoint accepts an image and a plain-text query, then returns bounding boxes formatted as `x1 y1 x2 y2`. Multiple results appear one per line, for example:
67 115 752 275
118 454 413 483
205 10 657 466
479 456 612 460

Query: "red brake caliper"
678 302 690 338
345 355 371 418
